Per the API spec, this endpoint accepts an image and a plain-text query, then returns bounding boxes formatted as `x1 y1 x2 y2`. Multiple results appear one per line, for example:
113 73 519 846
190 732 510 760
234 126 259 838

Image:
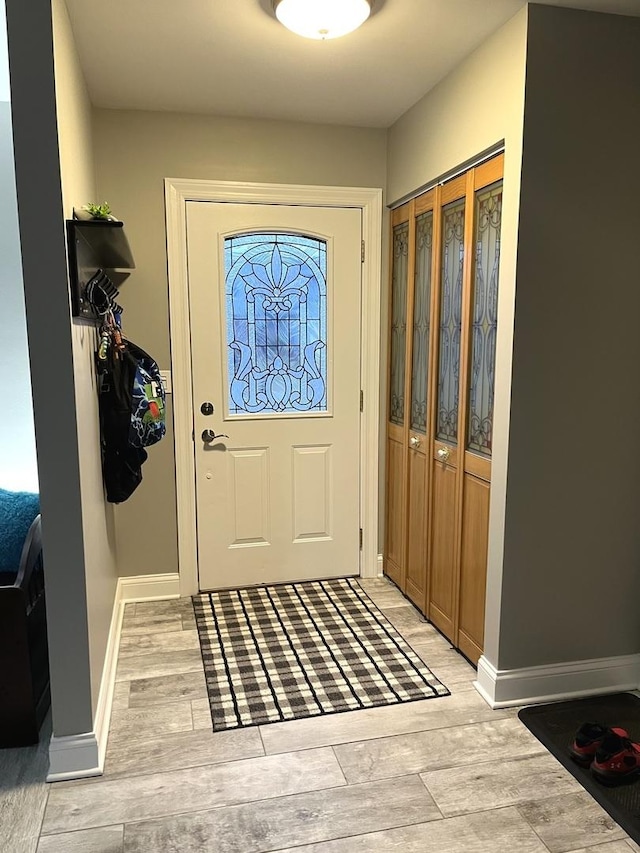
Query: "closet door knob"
437 446 451 462
410 435 421 448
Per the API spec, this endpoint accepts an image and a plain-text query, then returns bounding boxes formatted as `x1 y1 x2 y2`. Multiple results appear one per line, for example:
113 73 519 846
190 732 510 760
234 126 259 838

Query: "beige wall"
93 109 387 577
386 9 528 664
498 5 640 668
52 0 118 715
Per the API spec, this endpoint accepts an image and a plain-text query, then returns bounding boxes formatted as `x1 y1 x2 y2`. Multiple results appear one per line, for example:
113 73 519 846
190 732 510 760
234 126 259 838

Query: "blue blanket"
0 489 40 574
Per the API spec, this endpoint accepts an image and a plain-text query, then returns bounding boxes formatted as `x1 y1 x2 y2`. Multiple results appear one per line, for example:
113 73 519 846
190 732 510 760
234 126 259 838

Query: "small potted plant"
74 202 120 222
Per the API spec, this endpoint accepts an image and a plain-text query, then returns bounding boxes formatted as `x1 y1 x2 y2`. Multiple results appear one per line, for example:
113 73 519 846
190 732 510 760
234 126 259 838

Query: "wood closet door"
405 196 435 608
384 206 411 589
385 154 504 666
457 159 503 663
427 177 467 639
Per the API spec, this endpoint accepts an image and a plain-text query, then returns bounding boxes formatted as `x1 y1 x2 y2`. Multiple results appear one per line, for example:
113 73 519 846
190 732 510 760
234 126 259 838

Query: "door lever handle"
202 429 229 444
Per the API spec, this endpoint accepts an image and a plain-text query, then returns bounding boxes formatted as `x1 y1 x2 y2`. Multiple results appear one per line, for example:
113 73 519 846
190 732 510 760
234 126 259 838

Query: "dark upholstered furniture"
0 514 50 747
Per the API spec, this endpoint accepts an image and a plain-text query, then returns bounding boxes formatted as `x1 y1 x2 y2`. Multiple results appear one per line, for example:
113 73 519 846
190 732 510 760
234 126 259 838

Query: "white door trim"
165 179 383 596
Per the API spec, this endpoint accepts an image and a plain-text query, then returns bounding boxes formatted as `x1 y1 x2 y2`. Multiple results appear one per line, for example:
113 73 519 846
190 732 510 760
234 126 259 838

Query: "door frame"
165 179 383 596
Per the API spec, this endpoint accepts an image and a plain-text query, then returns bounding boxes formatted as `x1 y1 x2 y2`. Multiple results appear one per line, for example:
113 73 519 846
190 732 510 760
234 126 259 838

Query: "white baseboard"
475 652 640 709
47 572 180 782
47 732 101 782
93 581 126 773
118 572 180 603
377 553 384 577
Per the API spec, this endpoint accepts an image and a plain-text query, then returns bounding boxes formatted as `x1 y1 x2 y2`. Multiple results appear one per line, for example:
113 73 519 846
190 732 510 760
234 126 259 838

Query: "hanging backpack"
128 342 166 449
99 338 166 503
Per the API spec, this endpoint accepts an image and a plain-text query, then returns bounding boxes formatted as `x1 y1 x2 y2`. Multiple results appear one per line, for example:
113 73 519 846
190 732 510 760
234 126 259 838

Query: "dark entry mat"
519 692 640 843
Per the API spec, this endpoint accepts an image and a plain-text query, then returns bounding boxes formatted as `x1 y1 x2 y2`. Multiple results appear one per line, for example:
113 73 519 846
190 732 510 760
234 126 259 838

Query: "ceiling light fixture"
273 0 372 40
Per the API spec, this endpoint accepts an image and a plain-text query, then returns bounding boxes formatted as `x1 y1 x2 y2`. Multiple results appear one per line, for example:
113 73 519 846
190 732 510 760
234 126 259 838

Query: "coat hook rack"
85 269 123 316
66 219 135 320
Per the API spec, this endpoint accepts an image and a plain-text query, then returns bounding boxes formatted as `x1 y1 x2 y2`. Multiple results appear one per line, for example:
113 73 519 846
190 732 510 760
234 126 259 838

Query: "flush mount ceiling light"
273 0 372 40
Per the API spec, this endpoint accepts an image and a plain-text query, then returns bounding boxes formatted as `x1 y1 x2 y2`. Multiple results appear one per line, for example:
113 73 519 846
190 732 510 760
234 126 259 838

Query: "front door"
186 202 362 591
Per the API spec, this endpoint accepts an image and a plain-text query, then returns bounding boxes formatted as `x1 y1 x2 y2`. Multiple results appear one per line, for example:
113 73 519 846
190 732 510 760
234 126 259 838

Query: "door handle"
437 446 451 462
202 429 229 444
409 435 421 449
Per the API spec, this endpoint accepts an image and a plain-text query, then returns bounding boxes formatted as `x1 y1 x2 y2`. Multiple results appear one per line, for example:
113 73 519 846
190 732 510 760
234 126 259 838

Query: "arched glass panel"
224 233 327 415
389 223 409 426
410 211 433 435
468 182 502 456
436 199 465 443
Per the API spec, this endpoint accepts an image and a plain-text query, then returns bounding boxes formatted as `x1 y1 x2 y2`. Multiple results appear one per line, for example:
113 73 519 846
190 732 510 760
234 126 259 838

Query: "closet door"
384 204 412 589
405 192 435 608
384 153 504 664
457 158 503 663
427 176 468 637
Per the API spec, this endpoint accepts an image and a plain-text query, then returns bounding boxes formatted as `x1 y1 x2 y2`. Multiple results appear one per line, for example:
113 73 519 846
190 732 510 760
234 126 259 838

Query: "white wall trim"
165 179 383 594
47 731 101 782
92 579 124 774
118 572 181 603
377 553 384 576
47 572 180 781
47 592 122 782
475 652 640 709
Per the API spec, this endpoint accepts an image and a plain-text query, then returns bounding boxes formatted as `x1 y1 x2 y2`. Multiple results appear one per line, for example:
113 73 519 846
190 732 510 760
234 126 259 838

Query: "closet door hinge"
360 389 364 412
361 240 365 263
359 528 363 550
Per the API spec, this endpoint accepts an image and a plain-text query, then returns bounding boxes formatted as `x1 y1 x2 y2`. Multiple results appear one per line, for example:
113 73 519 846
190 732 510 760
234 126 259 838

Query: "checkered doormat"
193 577 449 731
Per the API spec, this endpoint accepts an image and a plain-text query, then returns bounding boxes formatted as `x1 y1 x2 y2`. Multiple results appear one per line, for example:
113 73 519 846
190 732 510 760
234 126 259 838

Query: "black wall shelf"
67 219 135 320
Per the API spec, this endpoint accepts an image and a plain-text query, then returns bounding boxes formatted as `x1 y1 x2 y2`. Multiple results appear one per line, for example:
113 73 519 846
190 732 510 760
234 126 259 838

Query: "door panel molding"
464 452 491 482
474 153 504 191
292 445 333 542
165 179 383 596
227 448 271 548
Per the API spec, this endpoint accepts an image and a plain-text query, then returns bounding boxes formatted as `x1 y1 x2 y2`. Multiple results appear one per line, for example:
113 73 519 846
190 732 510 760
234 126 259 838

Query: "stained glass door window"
224 233 327 416
468 182 502 455
410 212 433 434
436 199 465 443
389 223 409 426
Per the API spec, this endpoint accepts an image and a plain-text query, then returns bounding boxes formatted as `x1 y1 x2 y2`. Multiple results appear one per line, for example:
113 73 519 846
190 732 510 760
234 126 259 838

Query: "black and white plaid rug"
193 577 449 731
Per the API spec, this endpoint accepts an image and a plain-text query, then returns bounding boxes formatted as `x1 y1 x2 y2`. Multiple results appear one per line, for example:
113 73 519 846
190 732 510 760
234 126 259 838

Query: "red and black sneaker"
569 723 628 767
591 731 640 786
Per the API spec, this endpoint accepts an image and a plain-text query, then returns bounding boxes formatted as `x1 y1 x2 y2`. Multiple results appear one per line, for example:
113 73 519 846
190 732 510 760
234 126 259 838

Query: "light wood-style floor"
2 577 638 852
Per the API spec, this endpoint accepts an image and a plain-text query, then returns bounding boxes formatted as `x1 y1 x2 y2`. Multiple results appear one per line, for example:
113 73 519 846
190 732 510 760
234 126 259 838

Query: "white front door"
186 202 362 591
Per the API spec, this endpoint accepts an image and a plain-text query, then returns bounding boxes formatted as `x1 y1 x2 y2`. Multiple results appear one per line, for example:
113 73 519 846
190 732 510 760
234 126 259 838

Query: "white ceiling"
65 0 640 129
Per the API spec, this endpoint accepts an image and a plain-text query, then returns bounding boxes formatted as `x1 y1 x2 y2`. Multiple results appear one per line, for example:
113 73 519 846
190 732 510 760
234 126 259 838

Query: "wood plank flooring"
1 577 636 852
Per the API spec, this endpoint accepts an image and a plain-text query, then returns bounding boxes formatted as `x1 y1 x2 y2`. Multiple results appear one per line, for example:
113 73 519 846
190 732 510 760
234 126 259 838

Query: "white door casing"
165 180 383 597
187 202 361 589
